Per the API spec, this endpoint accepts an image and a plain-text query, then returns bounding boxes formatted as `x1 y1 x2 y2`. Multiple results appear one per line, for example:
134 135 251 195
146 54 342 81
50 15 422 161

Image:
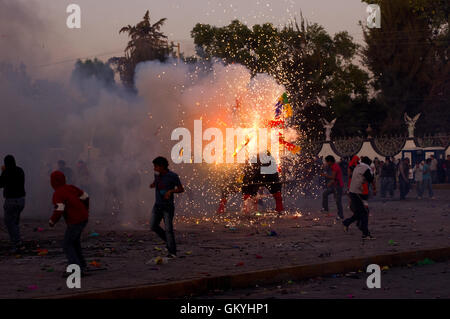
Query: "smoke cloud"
1 1 304 226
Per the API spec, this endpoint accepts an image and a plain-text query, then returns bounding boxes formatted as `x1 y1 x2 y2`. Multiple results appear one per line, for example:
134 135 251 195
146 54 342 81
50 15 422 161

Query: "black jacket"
380 162 396 178
0 155 26 199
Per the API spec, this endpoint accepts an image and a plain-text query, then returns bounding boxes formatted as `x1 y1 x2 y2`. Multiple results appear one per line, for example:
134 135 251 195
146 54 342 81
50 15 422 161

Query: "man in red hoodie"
49 171 89 271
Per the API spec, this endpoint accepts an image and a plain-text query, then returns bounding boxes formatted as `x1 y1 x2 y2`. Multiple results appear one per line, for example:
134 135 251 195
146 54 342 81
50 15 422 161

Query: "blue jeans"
399 178 409 199
322 186 344 218
380 177 394 198
150 204 176 255
416 181 424 197
423 178 433 198
3 197 25 246
431 171 438 184
63 220 88 268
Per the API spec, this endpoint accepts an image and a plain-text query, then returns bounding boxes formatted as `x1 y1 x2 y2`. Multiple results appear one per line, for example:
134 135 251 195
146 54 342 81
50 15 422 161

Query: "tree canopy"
71 58 115 88
192 18 371 139
91 5 448 138
362 0 449 134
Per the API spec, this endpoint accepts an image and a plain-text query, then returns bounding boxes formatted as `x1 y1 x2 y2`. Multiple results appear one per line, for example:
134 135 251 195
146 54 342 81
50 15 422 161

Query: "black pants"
399 177 409 199
63 220 88 268
3 197 25 246
150 204 176 255
242 172 282 196
322 186 344 218
343 193 369 236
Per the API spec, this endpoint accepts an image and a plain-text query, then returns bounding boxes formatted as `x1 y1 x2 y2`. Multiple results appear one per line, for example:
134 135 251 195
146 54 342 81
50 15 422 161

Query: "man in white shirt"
343 157 375 240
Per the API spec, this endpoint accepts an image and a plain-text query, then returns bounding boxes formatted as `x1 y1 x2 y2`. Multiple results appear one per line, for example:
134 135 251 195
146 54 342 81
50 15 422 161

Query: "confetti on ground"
153 256 167 265
37 249 48 256
388 240 398 246
89 261 101 268
417 258 434 266
267 230 277 236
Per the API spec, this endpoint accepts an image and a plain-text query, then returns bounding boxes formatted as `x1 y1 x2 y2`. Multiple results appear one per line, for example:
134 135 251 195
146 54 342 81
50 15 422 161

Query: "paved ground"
198 260 450 299
0 189 449 298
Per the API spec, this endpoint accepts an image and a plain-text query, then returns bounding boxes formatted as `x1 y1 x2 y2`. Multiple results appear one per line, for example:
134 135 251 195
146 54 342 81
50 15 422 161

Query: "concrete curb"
433 184 450 190
42 246 450 299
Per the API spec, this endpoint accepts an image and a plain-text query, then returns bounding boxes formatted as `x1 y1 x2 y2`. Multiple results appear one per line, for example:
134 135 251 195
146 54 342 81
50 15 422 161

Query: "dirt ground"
198 260 450 299
0 189 449 299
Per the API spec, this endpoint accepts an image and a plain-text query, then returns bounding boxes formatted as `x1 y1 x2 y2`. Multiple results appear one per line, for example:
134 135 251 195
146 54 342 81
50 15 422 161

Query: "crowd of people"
0 151 448 276
330 154 449 201
320 155 376 239
0 154 184 277
319 153 448 240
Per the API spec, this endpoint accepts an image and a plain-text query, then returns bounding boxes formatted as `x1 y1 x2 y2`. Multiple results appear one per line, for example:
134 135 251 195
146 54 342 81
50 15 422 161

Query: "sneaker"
362 234 376 240
167 253 177 259
320 208 328 213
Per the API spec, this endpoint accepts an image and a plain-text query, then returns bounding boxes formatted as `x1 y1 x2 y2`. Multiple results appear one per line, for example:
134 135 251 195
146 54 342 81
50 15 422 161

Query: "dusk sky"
30 0 370 74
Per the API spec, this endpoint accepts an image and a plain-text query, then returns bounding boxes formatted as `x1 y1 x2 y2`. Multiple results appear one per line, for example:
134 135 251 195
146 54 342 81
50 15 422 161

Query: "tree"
109 10 175 88
71 58 115 88
191 18 370 139
362 0 449 134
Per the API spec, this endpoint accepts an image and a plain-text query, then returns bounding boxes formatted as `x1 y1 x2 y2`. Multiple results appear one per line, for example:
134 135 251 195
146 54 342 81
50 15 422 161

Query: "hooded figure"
49 170 89 270
0 155 26 249
49 171 89 226
0 155 25 199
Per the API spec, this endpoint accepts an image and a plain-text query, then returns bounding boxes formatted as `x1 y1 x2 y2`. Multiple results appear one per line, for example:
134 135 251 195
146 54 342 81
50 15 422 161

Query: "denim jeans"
63 220 88 268
399 178 409 199
380 177 394 198
3 197 25 246
322 186 344 219
423 178 433 198
431 171 438 184
415 181 424 197
150 204 176 255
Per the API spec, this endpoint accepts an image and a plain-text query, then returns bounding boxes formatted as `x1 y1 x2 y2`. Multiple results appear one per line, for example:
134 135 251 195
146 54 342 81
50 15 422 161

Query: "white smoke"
0 1 294 225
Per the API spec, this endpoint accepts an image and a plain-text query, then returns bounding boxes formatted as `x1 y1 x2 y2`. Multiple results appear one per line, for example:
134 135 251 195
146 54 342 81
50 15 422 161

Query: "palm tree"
110 11 174 88
120 11 169 61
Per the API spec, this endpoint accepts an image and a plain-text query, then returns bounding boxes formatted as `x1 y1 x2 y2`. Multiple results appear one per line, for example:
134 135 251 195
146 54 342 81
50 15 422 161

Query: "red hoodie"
50 171 89 225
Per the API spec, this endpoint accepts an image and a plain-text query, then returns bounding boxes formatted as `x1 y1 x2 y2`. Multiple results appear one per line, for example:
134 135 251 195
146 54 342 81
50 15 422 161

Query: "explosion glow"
163 63 304 223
